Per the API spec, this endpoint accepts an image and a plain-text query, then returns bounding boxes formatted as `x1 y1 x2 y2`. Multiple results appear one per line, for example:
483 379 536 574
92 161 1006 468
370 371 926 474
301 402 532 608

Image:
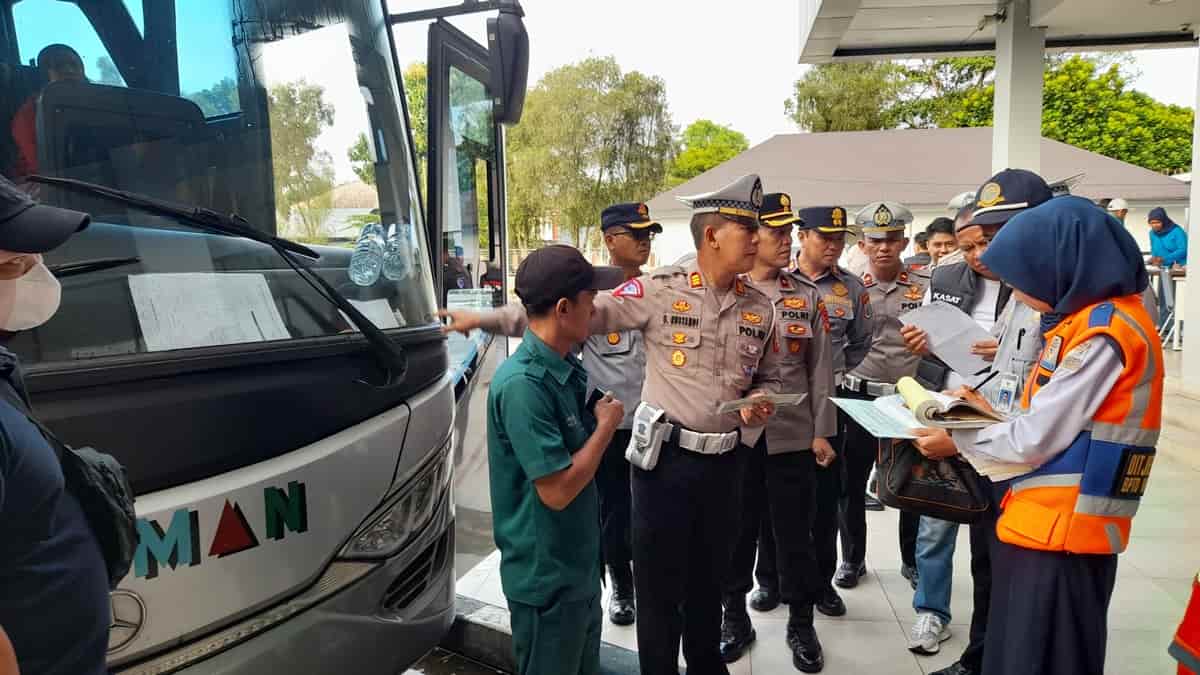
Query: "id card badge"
993 372 1021 414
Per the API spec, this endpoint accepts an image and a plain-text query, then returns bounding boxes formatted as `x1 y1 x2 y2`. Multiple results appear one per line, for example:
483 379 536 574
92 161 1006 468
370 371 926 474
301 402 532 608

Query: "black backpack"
0 358 136 589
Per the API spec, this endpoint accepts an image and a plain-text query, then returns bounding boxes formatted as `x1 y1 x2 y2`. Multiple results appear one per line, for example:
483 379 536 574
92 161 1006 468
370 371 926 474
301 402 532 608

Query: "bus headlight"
339 434 454 560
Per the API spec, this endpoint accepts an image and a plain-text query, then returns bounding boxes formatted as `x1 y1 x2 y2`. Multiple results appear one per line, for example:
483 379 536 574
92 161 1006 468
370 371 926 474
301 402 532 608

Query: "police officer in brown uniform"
834 202 926 592
445 175 783 675
720 193 837 672
791 206 874 618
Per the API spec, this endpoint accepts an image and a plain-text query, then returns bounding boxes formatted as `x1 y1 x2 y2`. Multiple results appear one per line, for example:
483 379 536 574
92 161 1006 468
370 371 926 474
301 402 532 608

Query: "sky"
390 0 1198 147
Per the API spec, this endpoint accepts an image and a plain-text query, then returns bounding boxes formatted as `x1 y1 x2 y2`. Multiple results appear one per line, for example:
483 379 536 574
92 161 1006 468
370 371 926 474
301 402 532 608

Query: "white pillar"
1180 44 1200 397
991 0 1045 173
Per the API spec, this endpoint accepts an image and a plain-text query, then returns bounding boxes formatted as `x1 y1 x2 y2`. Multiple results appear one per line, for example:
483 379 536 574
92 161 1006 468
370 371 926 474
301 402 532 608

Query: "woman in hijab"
1149 206 1188 268
911 196 1163 675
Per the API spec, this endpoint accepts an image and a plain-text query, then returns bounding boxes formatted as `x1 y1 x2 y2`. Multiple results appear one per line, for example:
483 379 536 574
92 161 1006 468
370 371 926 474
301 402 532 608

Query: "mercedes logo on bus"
108 590 146 654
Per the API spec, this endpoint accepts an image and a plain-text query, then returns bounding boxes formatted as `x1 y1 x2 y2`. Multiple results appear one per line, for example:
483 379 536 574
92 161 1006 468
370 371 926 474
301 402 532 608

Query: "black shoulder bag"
0 378 136 589
876 438 991 524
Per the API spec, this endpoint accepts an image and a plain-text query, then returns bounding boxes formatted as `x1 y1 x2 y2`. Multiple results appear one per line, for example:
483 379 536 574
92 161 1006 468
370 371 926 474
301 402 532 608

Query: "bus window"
0 0 438 366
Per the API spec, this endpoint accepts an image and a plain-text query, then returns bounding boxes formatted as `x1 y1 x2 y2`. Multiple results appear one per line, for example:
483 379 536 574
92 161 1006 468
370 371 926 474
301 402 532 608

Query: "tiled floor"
452 349 1199 674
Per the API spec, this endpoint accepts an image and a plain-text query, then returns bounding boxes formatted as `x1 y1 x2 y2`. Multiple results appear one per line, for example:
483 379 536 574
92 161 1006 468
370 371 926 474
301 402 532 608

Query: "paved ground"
449 347 1198 674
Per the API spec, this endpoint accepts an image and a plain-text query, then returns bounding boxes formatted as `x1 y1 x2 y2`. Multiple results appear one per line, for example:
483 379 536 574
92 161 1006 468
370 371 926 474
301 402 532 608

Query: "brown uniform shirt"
740 270 837 453
848 266 930 385
479 260 783 433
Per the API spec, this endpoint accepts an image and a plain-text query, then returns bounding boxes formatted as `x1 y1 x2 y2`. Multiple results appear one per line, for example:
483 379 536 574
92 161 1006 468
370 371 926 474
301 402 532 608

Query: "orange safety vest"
997 294 1163 555
1172 573 1200 675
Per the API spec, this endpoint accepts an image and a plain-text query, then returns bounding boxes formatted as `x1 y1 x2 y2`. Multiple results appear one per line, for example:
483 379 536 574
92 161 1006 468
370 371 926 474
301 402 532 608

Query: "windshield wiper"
27 175 408 388
49 256 141 278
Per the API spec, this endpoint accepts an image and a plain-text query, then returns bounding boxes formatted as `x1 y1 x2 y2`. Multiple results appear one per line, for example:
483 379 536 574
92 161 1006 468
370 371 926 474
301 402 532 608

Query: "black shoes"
930 661 977 675
719 595 756 663
901 563 919 591
834 561 867 589
786 605 824 673
815 588 846 617
749 585 781 612
608 565 635 626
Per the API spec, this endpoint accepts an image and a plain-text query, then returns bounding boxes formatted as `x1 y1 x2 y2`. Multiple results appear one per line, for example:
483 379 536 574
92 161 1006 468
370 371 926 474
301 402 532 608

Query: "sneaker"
907 612 951 655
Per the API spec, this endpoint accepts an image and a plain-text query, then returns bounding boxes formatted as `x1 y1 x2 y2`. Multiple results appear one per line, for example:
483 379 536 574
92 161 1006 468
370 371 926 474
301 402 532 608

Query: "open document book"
831 378 1032 480
895 377 1005 429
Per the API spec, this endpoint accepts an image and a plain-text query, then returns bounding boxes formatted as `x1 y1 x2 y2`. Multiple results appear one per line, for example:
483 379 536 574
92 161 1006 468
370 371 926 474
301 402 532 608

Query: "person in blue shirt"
0 176 107 675
1149 206 1187 268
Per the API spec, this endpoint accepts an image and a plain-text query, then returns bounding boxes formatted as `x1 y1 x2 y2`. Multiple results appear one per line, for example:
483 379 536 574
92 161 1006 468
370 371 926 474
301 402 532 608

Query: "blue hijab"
980 196 1148 333
1148 206 1179 234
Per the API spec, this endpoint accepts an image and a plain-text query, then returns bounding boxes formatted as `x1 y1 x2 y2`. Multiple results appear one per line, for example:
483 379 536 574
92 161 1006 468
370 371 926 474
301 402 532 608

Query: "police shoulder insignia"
613 278 644 299
741 311 763 325
977 182 1004 208
899 271 909 283
832 282 849 297
689 272 704 289
672 299 692 313
783 297 807 310
671 349 687 367
873 204 893 226
607 333 621 345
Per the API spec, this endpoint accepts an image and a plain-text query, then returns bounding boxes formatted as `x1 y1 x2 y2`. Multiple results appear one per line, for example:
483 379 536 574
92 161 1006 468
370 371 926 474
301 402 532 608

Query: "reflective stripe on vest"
999 295 1163 555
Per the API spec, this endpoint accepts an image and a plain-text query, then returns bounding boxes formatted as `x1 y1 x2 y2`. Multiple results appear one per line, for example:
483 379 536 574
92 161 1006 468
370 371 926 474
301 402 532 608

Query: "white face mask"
3 261 62 331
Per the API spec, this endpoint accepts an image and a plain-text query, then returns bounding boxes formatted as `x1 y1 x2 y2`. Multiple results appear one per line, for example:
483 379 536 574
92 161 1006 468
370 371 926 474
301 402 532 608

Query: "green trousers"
508 590 602 675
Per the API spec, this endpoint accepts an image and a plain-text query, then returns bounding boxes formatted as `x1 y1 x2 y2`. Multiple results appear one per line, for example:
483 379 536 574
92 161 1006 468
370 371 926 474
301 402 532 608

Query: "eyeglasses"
609 229 657 242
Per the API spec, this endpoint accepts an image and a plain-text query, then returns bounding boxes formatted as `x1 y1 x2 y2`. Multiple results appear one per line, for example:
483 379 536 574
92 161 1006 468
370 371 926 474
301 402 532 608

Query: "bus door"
425 17 511 560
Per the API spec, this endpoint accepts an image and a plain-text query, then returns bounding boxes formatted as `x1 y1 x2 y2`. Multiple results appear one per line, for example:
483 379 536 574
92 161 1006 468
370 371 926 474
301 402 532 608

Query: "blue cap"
601 202 662 232
969 169 1054 228
796 206 851 233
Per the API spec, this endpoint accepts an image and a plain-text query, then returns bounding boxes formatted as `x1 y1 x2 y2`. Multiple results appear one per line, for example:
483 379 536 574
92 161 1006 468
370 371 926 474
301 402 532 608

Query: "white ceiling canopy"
800 0 1200 63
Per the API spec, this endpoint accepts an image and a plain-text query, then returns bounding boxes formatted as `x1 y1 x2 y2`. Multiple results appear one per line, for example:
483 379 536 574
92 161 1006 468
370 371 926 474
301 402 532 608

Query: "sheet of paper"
900 301 993 377
129 273 291 352
831 397 918 439
716 393 808 415
958 447 1034 480
340 298 402 330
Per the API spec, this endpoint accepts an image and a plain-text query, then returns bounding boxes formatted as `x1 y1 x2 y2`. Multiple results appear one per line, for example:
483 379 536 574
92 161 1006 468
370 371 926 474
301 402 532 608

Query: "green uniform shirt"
487 330 601 606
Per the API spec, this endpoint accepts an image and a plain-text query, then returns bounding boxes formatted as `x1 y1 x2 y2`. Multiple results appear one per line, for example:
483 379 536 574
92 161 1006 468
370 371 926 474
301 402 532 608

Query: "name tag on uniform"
1040 335 1064 372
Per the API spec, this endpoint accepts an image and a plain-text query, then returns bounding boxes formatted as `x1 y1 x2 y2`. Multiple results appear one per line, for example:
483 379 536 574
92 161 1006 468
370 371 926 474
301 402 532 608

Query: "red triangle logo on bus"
209 500 260 558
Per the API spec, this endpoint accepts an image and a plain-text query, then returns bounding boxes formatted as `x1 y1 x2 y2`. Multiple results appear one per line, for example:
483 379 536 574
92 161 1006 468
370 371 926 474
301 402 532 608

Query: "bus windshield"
1 0 438 365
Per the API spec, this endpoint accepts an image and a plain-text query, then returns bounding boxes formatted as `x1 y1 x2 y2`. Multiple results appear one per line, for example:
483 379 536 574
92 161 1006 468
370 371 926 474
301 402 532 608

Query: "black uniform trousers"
983 478 1117 675
725 436 821 606
958 477 996 672
836 386 918 569
633 439 743 675
749 422 843 596
596 429 633 574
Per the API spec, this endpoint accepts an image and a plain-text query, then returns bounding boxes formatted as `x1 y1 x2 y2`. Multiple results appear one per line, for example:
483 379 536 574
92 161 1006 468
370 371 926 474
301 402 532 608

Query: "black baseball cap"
969 169 1053 228
515 245 624 310
0 175 90 252
601 202 662 232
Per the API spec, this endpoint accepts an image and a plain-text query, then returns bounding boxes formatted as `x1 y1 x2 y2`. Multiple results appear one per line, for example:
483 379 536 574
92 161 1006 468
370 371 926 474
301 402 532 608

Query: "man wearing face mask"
0 175 107 675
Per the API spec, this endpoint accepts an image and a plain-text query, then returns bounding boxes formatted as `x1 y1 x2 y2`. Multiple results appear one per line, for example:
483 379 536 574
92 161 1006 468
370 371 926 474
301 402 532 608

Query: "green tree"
507 57 675 249
95 56 124 86
402 62 428 198
186 78 240 117
941 56 1194 174
667 120 749 187
348 133 375 185
784 62 905 131
267 80 336 241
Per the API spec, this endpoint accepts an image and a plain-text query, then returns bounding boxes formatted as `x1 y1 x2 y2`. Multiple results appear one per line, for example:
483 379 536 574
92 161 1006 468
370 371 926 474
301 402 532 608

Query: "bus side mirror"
487 7 528 125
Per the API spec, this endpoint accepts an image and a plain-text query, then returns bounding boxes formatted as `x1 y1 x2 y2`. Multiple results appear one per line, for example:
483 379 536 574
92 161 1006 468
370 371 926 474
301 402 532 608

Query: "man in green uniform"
486 246 628 675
